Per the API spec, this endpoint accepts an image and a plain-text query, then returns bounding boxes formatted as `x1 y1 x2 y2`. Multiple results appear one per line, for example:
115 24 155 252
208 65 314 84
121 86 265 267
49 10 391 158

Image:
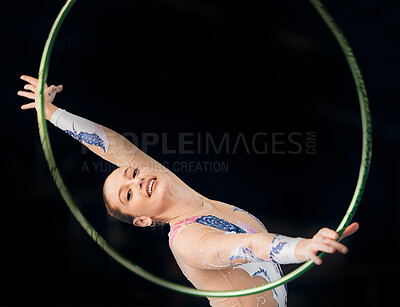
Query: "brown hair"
103 184 134 224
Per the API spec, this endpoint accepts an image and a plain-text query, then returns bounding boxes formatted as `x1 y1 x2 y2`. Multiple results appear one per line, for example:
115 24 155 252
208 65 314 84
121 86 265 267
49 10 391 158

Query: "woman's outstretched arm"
17 75 205 197
171 222 359 269
18 75 152 167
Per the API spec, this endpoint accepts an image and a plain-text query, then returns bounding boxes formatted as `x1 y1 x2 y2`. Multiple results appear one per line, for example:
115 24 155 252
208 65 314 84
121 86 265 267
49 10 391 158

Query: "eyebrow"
117 167 130 205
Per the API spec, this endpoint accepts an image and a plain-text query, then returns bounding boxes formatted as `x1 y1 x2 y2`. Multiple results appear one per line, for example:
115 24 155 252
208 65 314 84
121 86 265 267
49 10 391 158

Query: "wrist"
270 235 304 264
45 104 59 121
294 238 308 262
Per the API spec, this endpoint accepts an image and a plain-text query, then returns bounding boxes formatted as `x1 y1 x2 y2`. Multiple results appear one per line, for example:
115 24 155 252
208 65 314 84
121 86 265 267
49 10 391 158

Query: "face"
104 165 174 226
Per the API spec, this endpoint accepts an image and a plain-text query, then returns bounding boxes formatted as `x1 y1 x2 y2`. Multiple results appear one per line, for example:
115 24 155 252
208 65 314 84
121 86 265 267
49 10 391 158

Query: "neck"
157 186 209 225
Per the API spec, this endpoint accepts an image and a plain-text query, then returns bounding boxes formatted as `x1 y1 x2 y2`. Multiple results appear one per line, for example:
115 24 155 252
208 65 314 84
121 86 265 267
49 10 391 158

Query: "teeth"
148 179 156 197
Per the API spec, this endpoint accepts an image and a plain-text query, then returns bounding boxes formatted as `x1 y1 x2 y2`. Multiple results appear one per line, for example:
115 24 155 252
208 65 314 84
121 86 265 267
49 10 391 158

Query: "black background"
2 0 399 306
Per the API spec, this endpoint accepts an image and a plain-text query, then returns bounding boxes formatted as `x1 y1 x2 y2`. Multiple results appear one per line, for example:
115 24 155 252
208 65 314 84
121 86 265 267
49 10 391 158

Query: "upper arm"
171 224 273 270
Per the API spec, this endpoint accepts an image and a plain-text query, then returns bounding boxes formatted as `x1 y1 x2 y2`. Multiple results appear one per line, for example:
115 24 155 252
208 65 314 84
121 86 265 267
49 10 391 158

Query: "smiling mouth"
147 178 157 197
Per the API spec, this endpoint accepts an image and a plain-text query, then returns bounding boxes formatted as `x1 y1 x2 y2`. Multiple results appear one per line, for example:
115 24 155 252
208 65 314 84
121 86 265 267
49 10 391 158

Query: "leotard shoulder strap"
169 215 247 248
169 216 200 248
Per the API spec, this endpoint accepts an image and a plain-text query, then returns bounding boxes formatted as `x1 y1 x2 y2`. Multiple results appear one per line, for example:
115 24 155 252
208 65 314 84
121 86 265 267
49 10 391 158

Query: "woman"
18 75 359 307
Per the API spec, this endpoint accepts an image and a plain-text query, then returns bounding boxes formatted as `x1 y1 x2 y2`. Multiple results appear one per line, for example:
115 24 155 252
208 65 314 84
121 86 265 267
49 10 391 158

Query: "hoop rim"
36 0 372 298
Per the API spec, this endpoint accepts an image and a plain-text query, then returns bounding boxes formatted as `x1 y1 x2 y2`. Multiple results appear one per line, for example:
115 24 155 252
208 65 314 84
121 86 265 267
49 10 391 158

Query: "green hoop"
36 0 372 298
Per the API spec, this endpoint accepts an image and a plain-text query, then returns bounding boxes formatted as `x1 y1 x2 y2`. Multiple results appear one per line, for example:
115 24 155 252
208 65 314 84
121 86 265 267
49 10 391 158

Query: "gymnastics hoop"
36 0 372 298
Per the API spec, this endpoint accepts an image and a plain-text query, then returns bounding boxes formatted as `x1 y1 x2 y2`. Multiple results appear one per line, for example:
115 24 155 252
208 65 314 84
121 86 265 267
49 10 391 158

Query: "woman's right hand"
294 222 359 265
18 75 63 120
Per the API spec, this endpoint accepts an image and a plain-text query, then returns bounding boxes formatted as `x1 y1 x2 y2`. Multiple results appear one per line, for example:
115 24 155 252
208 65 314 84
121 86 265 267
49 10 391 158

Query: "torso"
168 200 287 307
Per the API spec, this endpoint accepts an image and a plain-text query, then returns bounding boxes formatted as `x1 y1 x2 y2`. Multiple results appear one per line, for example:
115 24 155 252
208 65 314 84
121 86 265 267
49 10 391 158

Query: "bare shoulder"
206 198 237 211
170 220 221 253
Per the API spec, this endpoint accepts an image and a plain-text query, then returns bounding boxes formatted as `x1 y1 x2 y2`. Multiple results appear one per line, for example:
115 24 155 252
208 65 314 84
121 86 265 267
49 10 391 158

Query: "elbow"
249 233 271 261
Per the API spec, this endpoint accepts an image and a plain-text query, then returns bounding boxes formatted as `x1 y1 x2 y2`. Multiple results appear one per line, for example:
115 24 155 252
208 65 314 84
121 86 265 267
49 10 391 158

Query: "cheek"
153 179 172 204
154 179 168 199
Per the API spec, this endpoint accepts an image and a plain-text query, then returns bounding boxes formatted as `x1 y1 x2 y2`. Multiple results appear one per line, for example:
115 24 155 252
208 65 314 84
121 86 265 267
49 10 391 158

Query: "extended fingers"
306 225 357 266
313 241 337 254
324 238 348 254
308 251 322 265
319 238 348 254
307 241 346 266
306 241 336 265
340 222 359 241
20 75 38 86
21 102 36 110
18 90 35 100
316 227 338 240
24 84 36 92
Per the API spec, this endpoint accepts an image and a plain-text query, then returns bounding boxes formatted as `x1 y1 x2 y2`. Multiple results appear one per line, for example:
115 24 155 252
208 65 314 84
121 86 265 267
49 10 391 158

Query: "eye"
132 168 138 179
127 190 132 201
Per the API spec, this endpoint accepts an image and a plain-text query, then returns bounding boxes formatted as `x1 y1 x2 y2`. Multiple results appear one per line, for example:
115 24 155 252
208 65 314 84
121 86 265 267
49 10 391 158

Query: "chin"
154 176 177 206
152 175 171 204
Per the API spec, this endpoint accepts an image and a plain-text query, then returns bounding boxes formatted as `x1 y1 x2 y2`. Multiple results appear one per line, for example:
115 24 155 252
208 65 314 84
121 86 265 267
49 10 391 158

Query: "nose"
129 176 145 191
138 177 145 190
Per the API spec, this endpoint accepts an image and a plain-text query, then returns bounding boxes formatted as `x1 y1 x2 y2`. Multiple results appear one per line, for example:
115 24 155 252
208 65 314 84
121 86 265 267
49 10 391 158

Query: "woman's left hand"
295 222 359 265
17 75 63 120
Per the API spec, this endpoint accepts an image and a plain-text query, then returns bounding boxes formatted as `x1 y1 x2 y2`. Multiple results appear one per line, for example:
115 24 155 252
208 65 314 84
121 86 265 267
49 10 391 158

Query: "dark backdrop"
1 0 399 306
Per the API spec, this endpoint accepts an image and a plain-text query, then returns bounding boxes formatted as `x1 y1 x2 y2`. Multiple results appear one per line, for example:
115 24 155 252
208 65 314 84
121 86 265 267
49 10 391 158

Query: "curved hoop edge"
36 0 372 298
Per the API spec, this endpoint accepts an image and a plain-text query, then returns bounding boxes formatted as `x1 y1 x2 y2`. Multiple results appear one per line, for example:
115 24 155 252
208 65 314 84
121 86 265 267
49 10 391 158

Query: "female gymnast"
18 75 359 307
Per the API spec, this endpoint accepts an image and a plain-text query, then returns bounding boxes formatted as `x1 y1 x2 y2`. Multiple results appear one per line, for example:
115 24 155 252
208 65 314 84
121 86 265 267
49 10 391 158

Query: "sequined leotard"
169 202 287 307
